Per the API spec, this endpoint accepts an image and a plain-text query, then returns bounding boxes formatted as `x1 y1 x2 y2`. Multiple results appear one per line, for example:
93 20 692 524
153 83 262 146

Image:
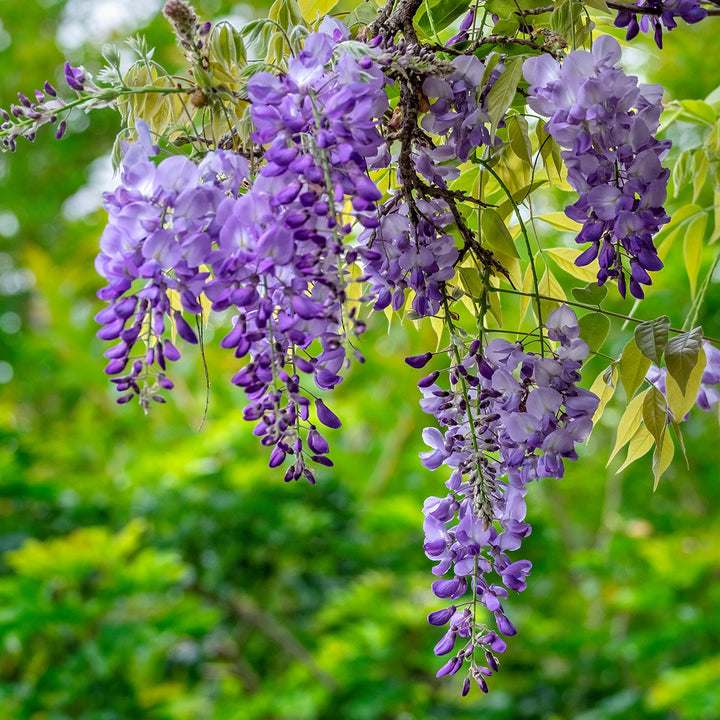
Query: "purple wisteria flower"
95 119 248 410
358 53 506 318
524 36 671 299
1 82 67 151
614 0 707 49
418 306 599 693
359 197 458 316
96 24 391 481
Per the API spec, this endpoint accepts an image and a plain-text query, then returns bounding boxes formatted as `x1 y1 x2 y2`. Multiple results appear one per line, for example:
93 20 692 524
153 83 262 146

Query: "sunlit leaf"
608 389 648 465
680 99 716 125
537 268 566 321
546 247 601 283
298 0 339 20
537 212 583 232
616 423 654 474
481 208 520 258
666 346 706 422
590 363 617 429
652 429 674 491
619 337 651 400
486 57 524 137
643 385 668 454
508 115 532 167
683 214 706 296
665 327 703 394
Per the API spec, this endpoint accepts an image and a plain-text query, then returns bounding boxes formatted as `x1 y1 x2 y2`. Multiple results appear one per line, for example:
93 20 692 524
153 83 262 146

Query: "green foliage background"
0 2 719 718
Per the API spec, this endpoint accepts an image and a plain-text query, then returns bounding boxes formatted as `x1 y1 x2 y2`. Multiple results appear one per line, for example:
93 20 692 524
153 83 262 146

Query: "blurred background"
0 1 719 718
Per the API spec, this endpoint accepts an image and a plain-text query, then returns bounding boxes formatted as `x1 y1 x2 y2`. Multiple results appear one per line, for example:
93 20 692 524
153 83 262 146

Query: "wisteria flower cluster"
418 306 599 692
358 52 503 318
614 0 707 48
6 0 718 699
96 23 390 483
0 63 95 151
524 36 671 299
95 122 248 408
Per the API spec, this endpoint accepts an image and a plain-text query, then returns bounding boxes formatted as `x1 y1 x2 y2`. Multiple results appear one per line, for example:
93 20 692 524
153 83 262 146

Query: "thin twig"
490 287 720 344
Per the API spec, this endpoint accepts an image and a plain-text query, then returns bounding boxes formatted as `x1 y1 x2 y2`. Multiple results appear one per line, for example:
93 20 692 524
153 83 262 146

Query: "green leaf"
712 193 720 244
589 363 617 429
665 327 703 394
691 152 709 204
684 214 706 296
537 268 566 321
619 337 651 400
546 247 601 283
680 99 716 126
643 385 668 454
537 212 582 232
608 389 648 465
671 419 689 468
578 312 610 354
572 283 607 305
481 208 520 258
418 0 470 34
496 180 547 220
457 267 484 298
666 346 706 422
706 82 720 110
652 429 674 491
616 424 654 474
508 115 532 167
634 316 670 364
583 0 610 12
672 150 692 199
486 57 525 138
536 123 565 186
345 1 379 28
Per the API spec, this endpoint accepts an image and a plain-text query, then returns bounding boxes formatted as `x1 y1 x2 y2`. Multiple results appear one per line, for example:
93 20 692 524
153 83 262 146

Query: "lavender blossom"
524 36 671 299
1 84 67 152
419 306 599 693
614 0 707 49
95 119 247 411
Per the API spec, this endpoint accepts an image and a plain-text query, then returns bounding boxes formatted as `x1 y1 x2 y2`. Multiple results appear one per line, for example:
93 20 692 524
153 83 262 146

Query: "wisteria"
358 51 503 317
95 120 248 410
418 306 599 691
524 36 671 299
5 0 719 700
95 24 391 482
0 64 88 151
614 0 707 48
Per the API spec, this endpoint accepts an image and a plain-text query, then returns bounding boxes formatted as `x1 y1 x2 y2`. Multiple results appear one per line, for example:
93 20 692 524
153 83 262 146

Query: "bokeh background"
0 2 719 718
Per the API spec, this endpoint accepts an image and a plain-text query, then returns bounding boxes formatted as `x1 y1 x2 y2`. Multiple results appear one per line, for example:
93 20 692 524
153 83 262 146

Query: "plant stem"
489 286 720 344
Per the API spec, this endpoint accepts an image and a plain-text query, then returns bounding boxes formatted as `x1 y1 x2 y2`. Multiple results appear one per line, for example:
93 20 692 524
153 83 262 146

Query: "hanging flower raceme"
203 25 389 481
419 53 504 179
614 0 706 48
94 22 391 479
417 306 599 694
95 120 248 410
524 36 671 299
358 53 505 319
358 196 459 317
